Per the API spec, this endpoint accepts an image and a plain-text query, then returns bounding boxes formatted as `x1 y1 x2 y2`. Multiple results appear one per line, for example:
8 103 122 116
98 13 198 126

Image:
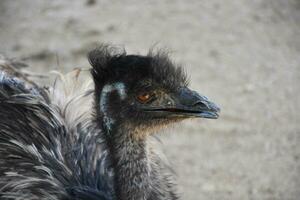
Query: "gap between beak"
144 87 220 119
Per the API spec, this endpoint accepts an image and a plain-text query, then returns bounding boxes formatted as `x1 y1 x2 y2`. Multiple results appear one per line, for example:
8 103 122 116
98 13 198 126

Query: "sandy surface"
1 0 300 199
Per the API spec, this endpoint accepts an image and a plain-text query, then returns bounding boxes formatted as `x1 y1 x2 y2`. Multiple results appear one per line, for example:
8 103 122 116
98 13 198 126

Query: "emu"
0 45 220 200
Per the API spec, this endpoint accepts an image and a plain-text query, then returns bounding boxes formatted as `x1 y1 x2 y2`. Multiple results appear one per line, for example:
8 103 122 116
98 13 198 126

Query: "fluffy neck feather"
96 83 152 200
105 123 151 200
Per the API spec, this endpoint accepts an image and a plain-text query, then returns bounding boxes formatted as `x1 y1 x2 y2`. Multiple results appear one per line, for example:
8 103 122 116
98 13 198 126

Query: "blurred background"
0 0 299 199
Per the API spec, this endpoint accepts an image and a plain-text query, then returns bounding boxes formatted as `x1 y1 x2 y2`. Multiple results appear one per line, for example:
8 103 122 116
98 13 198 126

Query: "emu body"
0 46 219 200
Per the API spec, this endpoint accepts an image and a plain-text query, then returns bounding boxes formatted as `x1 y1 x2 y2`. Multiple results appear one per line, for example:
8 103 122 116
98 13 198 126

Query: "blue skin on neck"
100 82 126 132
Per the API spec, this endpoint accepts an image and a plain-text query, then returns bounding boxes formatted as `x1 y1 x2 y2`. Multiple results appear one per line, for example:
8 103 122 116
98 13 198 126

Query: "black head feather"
89 45 188 96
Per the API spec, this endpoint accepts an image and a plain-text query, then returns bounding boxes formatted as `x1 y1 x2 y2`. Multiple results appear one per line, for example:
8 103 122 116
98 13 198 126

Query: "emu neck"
106 124 151 200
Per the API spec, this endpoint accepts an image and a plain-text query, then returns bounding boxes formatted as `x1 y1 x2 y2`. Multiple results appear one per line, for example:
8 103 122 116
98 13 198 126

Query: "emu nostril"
193 101 208 108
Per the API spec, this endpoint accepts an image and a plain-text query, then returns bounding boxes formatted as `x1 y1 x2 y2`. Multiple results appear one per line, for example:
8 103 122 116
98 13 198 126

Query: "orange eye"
137 93 152 103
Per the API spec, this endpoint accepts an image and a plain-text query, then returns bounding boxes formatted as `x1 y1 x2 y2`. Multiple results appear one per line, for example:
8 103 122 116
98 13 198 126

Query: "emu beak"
172 87 220 119
144 87 220 119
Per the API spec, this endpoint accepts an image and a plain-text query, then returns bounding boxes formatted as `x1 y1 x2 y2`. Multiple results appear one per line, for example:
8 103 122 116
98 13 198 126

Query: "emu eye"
137 93 153 103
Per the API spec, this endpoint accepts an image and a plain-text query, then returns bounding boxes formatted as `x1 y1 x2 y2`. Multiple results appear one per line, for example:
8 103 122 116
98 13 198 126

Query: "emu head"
89 45 220 138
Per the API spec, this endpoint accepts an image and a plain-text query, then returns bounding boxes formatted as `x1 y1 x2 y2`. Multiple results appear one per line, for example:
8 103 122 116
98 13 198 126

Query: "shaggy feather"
0 45 186 200
0 71 114 200
0 70 175 200
48 70 94 134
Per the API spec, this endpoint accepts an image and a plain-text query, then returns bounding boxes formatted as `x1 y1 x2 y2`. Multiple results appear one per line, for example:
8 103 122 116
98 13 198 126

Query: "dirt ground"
1 0 300 199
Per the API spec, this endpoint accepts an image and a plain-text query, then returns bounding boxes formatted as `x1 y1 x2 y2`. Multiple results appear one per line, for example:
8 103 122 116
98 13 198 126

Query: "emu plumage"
0 46 220 200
